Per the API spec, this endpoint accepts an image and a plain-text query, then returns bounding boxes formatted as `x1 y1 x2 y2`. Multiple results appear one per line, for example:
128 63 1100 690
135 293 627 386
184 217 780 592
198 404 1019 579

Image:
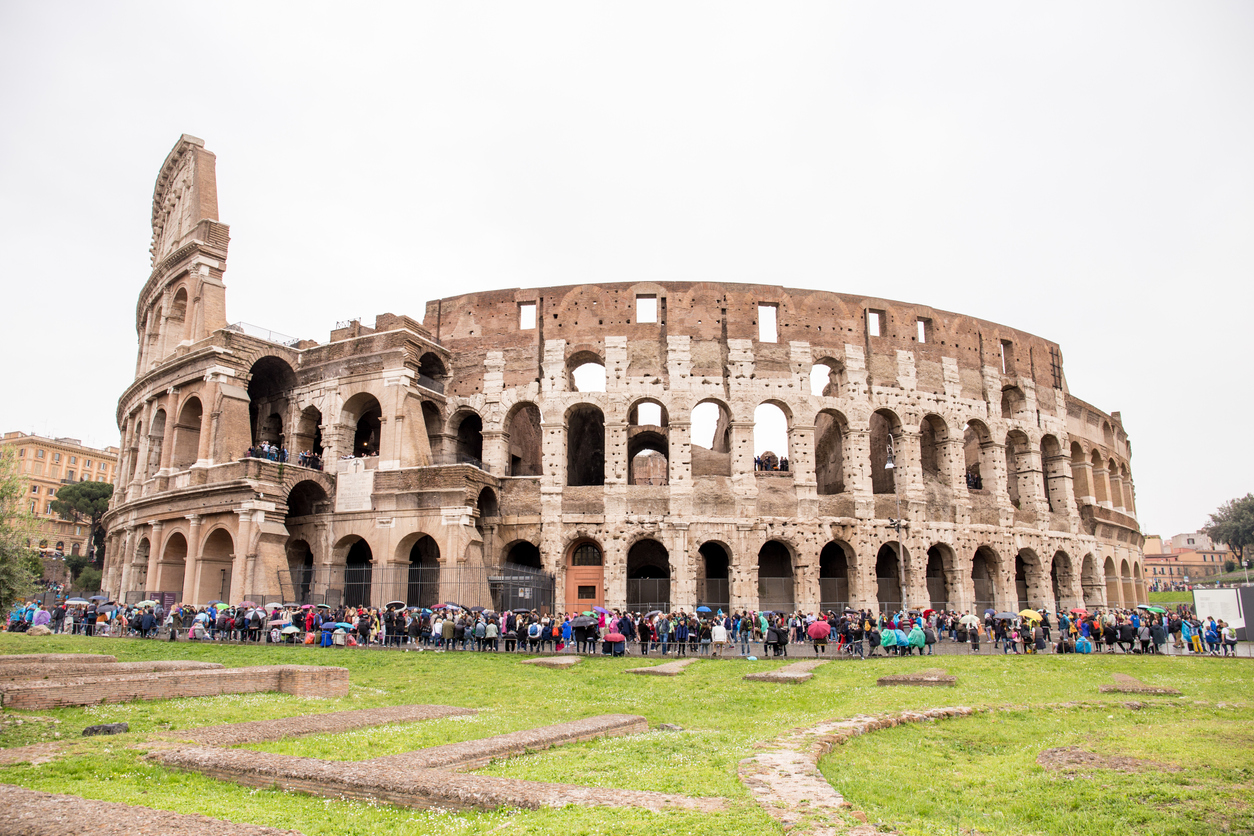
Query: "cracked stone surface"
162 704 477 746
627 659 697 676
744 660 828 683
522 656 581 668
0 784 307 836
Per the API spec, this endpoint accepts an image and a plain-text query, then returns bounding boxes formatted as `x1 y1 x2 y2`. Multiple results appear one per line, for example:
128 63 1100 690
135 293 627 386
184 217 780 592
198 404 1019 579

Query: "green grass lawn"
1147 590 1194 605
1 634 1250 836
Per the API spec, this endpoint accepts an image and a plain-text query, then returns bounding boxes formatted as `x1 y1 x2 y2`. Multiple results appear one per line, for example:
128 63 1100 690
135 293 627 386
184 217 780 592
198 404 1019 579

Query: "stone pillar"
483 430 508 477
233 509 254 602
670 524 691 609
605 420 628 485
182 514 203 604
729 421 757 514
844 427 874 518
790 423 817 517
145 521 165 594
730 524 758 612
195 382 217 466
1017 446 1048 514
1108 470 1125 512
983 440 1009 505
1044 450 1074 515
897 429 924 502
158 391 178 474
1071 457 1095 506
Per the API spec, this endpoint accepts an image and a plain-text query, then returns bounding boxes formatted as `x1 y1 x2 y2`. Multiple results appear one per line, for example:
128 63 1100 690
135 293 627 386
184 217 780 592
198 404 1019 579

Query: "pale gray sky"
2 2 1251 538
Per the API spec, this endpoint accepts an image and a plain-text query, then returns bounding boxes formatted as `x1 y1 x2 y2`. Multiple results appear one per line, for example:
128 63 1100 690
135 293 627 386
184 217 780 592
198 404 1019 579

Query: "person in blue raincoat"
894 628 910 656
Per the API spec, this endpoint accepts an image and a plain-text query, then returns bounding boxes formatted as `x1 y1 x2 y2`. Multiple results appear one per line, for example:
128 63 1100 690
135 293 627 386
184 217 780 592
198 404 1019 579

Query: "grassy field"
1147 590 1195 605
0 634 1250 836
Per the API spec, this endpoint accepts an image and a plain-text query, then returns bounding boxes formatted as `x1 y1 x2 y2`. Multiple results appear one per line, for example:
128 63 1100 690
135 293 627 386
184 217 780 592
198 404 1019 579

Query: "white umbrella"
959 614 981 627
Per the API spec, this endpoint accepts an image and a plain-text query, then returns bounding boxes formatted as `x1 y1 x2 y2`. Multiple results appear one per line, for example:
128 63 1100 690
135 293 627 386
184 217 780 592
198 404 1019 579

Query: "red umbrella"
1069 607 1088 615
807 621 831 640
605 632 626 642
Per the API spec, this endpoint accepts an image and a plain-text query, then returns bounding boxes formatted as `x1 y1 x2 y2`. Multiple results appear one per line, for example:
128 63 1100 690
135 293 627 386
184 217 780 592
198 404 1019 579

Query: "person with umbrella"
807 618 831 655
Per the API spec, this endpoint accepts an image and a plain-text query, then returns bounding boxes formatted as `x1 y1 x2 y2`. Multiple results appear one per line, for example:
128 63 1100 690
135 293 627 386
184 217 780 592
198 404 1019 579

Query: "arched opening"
809 358 846 397
628 431 668 485
627 539 671 612
422 402 443 463
1103 556 1120 606
1080 553 1101 609
569 352 607 393
168 287 188 343
628 399 668 428
870 409 901 494
453 411 484 466
477 487 499 523
1005 430 1032 509
565 540 604 613
417 352 447 393
1120 558 1135 608
971 546 999 614
505 540 541 569
285 539 314 603
1103 421 1115 447
926 544 955 610
342 393 383 458
691 400 732 476
198 528 234 604
506 403 542 476
758 540 794 611
566 404 605 486
171 397 202 469
294 406 324 465
815 409 847 495
1051 550 1074 610
1001 386 1024 421
1133 562 1145 605
1015 549 1042 611
286 480 328 520
146 410 166 478
963 420 992 491
1041 435 1064 512
697 541 730 612
875 543 904 612
753 402 789 470
819 541 852 611
155 530 186 594
344 538 373 608
132 537 150 590
919 414 947 483
247 357 297 447
407 534 440 609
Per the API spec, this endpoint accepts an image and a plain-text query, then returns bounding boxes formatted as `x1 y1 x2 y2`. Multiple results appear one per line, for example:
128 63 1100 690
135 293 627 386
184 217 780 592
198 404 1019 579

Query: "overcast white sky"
1 2 1250 538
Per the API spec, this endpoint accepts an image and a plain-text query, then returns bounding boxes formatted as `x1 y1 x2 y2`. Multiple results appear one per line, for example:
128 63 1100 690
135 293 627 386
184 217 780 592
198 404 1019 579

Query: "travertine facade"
102 136 1145 613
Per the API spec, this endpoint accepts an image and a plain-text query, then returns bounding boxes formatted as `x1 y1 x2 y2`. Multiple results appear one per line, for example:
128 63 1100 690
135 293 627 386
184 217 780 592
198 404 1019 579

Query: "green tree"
49 480 113 568
0 450 39 609
65 550 91 581
76 567 102 594
1202 493 1254 568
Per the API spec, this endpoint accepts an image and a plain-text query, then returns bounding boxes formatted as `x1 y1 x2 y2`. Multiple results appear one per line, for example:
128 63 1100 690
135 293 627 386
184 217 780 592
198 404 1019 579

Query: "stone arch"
628 398 668 427
568 350 606 393
504 539 541 569
870 408 902 494
1001 385 1025 420
971 545 1001 614
758 539 795 611
156 530 187 595
566 403 605 487
247 356 297 447
422 401 443 463
476 486 499 522
197 527 234 604
1015 548 1045 611
146 409 166 478
402 533 440 609
696 540 731 612
1050 550 1075 610
565 538 604 614
168 286 189 344
505 401 542 476
285 538 314 604
1102 420 1115 447
1090 449 1110 505
417 352 447 393
875 542 908 612
691 398 732 476
925 543 958 611
819 540 854 611
342 392 383 457
1080 553 1101 609
171 396 203 469
294 406 324 460
628 429 668 485
753 401 791 466
450 408 484 466
815 409 848 495
963 419 993 491
1103 555 1120 606
626 538 671 612
810 357 846 397
1120 557 1135 608
286 480 328 520
335 535 374 608
919 414 949 483
1133 561 1145 605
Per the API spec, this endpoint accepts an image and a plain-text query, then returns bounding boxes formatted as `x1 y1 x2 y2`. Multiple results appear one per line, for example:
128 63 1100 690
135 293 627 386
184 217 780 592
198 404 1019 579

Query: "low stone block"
1097 673 1180 696
627 659 696 676
876 668 956 687
170 704 476 747
744 660 827 684
522 656 580 669
82 723 129 736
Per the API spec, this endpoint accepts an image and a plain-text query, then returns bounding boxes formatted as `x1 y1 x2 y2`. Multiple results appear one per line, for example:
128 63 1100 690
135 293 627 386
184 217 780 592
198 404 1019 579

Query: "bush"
76 567 102 593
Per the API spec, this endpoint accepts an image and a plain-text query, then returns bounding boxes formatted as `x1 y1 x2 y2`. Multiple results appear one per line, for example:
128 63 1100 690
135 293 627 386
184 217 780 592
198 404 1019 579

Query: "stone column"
844 426 874 518
729 421 757 515
897 429 924 502
983 440 1009 505
182 514 203 604
158 391 178 474
669 524 690 610
1071 457 1095 506
482 430 508 477
145 521 165 594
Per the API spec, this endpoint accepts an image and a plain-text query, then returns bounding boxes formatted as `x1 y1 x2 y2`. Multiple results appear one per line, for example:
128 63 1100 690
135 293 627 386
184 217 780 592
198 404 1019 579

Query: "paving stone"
368 714 647 771
1098 673 1181 695
627 659 696 676
744 660 828 683
521 656 580 669
876 668 956 687
166 704 476 746
0 783 306 836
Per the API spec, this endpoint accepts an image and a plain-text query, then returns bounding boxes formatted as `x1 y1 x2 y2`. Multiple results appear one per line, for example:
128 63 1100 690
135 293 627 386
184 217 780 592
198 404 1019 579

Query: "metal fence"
277 561 555 613
758 576 795 613
627 579 671 613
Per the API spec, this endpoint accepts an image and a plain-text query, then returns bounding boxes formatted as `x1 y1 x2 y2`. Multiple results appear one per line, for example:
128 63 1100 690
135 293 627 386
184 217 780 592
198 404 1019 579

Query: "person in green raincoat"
908 623 926 655
881 628 897 653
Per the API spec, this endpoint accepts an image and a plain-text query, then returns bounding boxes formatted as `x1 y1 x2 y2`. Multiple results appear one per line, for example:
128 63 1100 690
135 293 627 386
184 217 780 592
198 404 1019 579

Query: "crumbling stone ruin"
102 135 1144 616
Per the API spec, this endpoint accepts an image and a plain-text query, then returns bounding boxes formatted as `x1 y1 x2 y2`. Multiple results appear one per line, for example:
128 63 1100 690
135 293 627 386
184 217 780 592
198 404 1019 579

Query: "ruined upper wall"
150 135 219 268
422 282 1068 403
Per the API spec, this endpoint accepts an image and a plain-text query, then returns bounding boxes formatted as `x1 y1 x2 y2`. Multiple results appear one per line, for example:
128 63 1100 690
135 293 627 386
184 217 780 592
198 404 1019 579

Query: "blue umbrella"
334 622 355 629
206 600 224 606
696 606 712 613
994 612 1017 620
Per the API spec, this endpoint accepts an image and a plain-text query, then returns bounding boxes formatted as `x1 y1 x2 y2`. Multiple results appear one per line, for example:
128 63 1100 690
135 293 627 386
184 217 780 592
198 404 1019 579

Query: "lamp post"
885 435 907 612
1244 559 1249 586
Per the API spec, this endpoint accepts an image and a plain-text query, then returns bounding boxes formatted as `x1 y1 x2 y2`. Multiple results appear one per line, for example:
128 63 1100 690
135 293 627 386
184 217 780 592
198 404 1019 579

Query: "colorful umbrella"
605 632 626 642
1138 605 1167 614
238 601 258 608
135 600 158 608
1069 607 1088 615
1019 609 1042 621
696 606 712 613
281 625 300 634
807 621 831 640
593 606 610 615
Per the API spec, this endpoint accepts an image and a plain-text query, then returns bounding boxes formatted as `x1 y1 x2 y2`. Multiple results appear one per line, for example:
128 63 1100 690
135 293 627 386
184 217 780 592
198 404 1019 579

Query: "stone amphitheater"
101 135 1144 616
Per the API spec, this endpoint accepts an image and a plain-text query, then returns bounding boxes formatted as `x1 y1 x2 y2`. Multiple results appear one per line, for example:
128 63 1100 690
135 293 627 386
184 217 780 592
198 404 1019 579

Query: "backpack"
528 622 541 639
552 624 561 638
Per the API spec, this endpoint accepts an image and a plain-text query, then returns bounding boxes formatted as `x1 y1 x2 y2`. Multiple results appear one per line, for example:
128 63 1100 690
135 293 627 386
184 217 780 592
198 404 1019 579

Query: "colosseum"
101 135 1146 616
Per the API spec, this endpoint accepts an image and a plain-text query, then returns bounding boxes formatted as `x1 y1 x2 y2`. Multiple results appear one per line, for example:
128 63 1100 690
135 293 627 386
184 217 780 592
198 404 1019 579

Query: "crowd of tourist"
243 443 324 470
6 597 1240 659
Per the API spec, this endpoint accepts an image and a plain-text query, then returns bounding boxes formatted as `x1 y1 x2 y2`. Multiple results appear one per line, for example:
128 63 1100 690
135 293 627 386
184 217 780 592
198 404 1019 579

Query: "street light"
886 435 907 612
1244 560 1249 586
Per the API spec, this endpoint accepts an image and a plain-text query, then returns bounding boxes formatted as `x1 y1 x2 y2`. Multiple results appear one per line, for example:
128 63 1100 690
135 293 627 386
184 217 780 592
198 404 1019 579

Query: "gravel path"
0 784 306 836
